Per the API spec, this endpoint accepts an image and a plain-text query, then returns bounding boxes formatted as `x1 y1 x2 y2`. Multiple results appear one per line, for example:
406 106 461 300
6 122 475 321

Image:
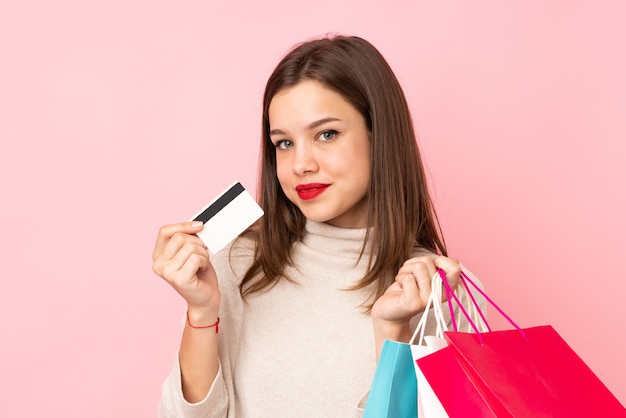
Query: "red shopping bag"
444 325 625 417
417 346 503 417
417 270 626 418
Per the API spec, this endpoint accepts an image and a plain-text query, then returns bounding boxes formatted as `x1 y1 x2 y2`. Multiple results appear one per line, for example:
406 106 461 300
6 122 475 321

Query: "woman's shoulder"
459 264 484 290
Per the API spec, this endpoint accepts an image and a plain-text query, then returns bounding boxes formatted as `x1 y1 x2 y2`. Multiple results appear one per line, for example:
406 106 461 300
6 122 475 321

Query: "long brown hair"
239 35 446 309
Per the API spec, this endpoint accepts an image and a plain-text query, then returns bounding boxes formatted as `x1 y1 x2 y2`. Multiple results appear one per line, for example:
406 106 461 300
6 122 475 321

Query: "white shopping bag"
411 336 449 417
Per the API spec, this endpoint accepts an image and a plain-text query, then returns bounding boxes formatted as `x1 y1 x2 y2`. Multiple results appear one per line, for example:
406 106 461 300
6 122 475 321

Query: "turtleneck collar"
300 219 373 258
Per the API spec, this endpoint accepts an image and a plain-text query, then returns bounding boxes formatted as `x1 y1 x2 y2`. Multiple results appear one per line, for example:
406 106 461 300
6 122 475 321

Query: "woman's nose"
292 142 318 176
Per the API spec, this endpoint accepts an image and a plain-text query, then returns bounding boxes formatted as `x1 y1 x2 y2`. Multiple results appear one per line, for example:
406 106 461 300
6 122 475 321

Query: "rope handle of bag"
409 268 487 345
440 268 528 343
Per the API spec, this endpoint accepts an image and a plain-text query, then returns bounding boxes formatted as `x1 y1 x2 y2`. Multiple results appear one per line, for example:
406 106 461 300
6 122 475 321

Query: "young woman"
153 35 484 417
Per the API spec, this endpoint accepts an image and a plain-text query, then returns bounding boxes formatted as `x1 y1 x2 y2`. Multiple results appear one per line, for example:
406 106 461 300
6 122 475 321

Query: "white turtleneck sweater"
159 220 485 418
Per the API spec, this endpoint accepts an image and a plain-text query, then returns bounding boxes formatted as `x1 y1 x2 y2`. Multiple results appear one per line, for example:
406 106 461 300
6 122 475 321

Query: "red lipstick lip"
295 183 330 201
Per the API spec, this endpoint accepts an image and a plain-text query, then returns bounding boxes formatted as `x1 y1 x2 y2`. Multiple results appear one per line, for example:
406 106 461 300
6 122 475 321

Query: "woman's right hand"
152 222 221 321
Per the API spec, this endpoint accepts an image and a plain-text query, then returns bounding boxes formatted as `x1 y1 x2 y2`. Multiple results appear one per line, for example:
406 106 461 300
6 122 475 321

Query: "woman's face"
268 80 371 228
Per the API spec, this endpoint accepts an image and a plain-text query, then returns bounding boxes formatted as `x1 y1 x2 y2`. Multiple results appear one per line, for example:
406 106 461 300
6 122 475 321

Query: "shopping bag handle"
439 268 528 343
410 269 487 345
409 272 447 345
439 269 484 342
440 270 490 334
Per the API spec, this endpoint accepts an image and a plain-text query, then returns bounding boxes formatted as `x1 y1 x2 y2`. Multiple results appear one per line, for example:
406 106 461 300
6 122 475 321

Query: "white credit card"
190 181 264 254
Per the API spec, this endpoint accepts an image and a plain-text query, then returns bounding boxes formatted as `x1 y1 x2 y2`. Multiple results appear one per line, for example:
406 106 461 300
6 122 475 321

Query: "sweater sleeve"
158 354 228 418
356 393 367 416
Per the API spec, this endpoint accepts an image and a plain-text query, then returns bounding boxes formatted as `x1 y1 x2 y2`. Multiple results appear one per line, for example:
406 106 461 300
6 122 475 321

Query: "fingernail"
191 221 204 228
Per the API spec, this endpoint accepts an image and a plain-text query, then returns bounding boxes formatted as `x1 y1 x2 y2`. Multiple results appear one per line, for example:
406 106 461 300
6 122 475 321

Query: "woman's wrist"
373 318 412 343
372 317 413 361
186 305 219 328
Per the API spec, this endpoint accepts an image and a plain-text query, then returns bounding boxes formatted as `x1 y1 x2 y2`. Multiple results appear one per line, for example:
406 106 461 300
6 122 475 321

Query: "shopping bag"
417 345 504 417
409 269 489 418
445 325 626 417
411 336 450 417
418 270 626 417
363 339 417 418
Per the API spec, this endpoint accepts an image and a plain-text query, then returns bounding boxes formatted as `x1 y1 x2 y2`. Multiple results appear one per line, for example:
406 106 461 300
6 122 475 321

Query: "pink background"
1 1 624 415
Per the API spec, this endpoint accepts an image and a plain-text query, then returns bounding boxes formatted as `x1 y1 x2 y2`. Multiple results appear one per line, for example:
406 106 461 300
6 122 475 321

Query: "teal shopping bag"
363 339 417 418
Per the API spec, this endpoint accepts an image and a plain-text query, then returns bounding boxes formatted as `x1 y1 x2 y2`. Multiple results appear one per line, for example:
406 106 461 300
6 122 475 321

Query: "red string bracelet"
186 311 220 333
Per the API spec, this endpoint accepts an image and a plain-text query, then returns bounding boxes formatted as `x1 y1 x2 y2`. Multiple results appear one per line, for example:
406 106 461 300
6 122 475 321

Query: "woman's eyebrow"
269 128 285 136
307 117 340 130
269 117 341 136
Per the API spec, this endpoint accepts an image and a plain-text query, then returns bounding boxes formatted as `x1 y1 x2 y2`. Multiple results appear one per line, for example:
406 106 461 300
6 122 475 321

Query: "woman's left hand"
371 255 461 357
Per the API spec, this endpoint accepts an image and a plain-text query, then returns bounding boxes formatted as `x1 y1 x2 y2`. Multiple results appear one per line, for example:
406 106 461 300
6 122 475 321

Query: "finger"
433 256 462 289
401 257 437 282
401 257 454 304
395 261 434 298
159 232 206 264
411 262 433 299
152 221 204 260
396 272 421 305
161 241 209 280
391 271 432 316
395 262 432 301
400 256 436 272
161 252 212 306
178 253 211 283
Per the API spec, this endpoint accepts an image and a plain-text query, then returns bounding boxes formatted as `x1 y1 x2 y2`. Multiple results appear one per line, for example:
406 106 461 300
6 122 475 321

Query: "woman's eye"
275 140 293 150
318 130 338 141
